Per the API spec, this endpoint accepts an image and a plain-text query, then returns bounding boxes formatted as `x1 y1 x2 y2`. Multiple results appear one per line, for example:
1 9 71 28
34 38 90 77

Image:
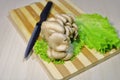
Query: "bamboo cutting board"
9 0 120 80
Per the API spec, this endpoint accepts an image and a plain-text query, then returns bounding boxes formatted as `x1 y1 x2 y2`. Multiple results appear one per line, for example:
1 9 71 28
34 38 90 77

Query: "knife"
24 1 53 60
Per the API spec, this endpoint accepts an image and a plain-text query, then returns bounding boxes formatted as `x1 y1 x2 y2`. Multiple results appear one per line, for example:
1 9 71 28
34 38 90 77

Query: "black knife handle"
40 1 53 21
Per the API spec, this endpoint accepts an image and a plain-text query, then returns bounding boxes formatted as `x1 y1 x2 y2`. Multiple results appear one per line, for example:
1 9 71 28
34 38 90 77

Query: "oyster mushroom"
47 47 53 59
64 26 70 37
47 17 56 21
41 21 65 40
47 17 64 26
65 22 72 27
72 23 78 40
63 44 74 60
48 33 70 52
56 18 64 26
72 23 78 30
47 47 67 59
55 14 67 23
47 42 73 60
63 53 73 60
41 13 78 61
67 14 75 22
61 14 74 23
51 50 67 59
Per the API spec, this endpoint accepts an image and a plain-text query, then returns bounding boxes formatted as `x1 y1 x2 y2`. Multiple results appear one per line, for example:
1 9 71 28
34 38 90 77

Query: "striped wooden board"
9 0 120 80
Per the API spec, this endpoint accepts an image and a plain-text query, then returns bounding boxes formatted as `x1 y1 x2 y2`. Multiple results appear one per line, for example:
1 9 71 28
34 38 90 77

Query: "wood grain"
9 0 120 80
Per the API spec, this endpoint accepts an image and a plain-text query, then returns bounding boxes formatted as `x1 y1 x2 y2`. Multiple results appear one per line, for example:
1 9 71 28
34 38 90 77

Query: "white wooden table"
0 0 120 80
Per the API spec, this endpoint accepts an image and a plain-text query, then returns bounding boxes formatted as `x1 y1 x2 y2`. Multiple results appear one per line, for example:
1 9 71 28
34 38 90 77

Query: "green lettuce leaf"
75 13 120 53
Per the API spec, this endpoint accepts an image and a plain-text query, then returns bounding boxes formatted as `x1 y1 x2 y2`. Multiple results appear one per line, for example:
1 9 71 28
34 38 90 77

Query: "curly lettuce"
75 13 120 53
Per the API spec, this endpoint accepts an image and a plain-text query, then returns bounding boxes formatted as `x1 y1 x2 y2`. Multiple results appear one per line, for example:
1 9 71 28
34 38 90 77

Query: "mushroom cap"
51 50 67 59
41 21 65 40
47 17 56 21
63 44 74 60
61 14 74 23
63 52 73 60
47 47 54 59
47 17 64 26
48 33 70 51
55 14 67 23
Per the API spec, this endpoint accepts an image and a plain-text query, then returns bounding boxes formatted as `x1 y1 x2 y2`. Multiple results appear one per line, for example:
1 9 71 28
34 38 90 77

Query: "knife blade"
24 1 53 60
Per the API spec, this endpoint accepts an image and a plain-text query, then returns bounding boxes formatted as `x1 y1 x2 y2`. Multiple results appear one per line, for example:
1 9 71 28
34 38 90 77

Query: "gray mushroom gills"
41 14 78 60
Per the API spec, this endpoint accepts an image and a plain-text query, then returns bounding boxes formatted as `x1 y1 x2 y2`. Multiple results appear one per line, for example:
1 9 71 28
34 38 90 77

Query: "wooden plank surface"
9 0 120 80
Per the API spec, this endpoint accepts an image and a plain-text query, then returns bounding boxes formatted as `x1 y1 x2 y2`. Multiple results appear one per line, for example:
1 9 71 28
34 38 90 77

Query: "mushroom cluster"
41 14 78 60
